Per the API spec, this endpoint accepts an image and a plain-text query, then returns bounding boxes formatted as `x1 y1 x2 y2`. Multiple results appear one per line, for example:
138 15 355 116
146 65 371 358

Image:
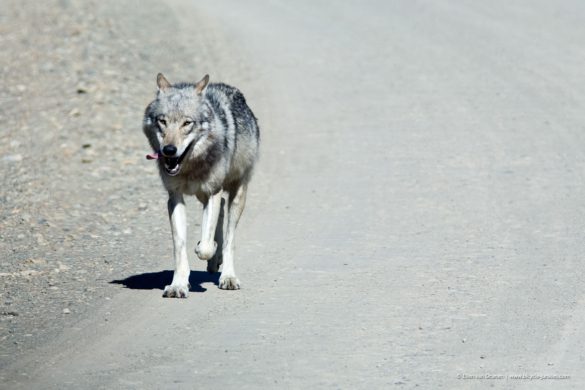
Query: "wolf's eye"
157 118 167 127
182 120 193 127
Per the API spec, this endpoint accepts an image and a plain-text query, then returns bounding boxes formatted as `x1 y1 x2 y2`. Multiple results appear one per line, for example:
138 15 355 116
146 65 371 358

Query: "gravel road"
2 0 585 389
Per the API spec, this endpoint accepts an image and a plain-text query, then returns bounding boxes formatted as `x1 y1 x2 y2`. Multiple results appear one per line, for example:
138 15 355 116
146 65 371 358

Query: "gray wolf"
143 73 260 298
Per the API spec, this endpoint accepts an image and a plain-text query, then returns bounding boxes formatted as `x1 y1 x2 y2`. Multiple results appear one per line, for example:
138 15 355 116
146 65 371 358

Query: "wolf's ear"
195 74 209 95
157 73 171 91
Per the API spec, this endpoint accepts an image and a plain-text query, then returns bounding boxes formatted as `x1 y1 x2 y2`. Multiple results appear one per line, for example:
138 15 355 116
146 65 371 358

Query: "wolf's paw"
195 241 217 261
162 283 190 298
219 275 240 290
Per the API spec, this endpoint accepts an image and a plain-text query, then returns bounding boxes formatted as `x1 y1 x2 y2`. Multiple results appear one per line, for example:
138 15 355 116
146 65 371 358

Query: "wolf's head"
143 73 212 176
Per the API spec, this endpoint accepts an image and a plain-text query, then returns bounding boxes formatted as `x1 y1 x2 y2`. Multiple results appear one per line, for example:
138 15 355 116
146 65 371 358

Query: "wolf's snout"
162 144 177 157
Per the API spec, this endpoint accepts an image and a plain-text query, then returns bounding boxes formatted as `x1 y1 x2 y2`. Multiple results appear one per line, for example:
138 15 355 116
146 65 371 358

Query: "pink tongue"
146 152 160 160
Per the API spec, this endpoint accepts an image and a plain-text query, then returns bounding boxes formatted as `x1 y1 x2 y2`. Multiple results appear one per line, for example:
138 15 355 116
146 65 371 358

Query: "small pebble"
2 154 23 163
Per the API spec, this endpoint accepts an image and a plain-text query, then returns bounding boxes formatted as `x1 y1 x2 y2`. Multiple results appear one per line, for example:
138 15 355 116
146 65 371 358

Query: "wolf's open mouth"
164 157 181 176
163 141 194 176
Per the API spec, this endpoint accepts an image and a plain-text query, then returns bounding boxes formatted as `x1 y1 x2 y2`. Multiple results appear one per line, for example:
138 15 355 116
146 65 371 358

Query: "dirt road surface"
2 0 585 388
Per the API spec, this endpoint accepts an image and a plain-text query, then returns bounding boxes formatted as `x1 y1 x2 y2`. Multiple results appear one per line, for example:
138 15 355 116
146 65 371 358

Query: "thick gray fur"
143 74 259 297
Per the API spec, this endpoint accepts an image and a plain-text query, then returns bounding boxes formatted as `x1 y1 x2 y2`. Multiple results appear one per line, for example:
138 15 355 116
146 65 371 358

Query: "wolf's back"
205 83 259 141
204 83 260 184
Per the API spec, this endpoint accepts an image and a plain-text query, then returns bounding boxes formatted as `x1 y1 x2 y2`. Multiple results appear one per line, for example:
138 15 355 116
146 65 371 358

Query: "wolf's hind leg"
219 183 247 290
207 196 226 273
195 191 222 260
163 192 190 298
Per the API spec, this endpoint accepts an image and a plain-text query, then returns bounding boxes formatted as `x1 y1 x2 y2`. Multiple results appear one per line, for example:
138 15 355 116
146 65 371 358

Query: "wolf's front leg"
195 191 222 260
163 192 191 298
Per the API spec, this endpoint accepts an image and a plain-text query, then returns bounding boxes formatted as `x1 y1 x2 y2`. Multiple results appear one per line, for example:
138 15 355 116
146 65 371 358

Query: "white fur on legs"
219 184 247 290
163 193 191 298
195 191 222 261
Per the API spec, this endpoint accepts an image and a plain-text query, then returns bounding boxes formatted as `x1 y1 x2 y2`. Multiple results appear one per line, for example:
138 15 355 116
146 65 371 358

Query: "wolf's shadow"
111 270 219 293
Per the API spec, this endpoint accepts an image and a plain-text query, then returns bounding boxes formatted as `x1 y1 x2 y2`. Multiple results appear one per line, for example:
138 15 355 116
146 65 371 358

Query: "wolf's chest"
162 161 225 196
